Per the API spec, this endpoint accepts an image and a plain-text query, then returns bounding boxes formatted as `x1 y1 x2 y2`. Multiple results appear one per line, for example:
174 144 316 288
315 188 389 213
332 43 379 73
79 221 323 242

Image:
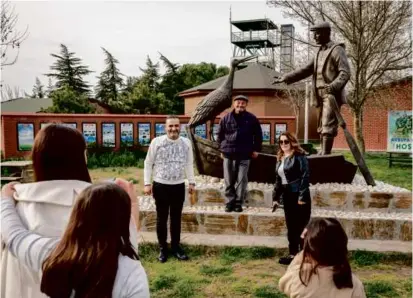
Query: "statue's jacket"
283 41 351 108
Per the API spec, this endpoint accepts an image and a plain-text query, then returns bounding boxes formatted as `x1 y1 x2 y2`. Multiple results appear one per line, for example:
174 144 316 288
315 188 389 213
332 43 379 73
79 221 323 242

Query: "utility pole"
304 22 310 144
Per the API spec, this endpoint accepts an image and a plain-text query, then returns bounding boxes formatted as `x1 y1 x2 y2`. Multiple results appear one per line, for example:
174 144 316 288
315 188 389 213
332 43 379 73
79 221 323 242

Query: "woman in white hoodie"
1 182 149 297
1 124 138 298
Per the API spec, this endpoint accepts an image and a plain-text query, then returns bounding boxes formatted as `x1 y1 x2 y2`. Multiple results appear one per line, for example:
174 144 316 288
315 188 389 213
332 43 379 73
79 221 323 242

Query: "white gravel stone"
137 196 412 221
185 174 410 194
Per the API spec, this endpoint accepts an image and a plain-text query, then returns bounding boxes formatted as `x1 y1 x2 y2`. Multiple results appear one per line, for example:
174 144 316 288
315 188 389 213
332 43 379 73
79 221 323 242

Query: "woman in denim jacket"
272 132 311 265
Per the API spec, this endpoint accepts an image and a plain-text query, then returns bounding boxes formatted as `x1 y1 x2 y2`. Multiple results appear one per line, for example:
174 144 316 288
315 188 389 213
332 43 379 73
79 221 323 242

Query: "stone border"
182 187 412 213
138 208 412 242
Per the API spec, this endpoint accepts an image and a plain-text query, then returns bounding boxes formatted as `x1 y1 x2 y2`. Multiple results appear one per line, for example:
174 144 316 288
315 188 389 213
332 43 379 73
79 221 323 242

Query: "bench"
1 160 33 184
387 152 412 167
0 176 22 182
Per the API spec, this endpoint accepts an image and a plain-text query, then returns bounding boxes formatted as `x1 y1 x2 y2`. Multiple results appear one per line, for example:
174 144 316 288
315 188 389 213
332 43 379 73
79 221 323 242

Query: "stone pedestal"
138 175 412 245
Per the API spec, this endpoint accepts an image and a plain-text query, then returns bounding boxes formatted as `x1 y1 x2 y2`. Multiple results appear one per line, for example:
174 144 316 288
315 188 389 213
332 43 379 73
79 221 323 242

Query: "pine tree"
46 44 92 95
31 77 45 98
95 47 123 103
139 55 160 91
46 78 54 97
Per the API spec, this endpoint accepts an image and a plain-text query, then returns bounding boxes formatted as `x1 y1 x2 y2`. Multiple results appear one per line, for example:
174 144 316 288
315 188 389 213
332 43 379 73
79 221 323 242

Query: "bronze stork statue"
187 55 257 135
185 55 256 174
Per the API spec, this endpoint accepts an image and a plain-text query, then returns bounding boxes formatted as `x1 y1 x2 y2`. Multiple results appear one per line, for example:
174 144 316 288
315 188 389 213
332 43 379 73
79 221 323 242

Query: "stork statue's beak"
239 55 258 63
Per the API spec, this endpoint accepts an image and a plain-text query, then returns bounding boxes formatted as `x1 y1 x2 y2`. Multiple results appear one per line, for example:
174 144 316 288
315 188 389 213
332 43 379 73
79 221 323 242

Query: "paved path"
137 232 412 253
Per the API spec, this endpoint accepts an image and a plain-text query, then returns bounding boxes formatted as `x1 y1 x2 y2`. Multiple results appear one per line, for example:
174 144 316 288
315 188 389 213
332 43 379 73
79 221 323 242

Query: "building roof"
231 19 278 31
179 63 305 96
1 97 53 113
1 97 116 113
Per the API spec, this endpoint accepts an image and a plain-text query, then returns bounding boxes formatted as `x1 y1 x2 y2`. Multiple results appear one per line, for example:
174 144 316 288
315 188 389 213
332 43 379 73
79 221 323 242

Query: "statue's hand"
325 84 333 94
272 75 285 85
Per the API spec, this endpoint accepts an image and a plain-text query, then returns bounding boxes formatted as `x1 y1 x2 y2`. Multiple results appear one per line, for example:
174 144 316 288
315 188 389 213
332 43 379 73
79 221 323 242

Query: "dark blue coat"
217 110 262 159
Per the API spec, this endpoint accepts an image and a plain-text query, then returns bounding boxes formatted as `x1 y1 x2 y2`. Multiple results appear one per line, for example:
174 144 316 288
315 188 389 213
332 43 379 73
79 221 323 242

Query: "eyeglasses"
279 140 290 145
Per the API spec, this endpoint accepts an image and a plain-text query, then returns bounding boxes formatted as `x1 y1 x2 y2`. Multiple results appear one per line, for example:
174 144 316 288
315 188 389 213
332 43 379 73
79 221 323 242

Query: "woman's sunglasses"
279 140 290 145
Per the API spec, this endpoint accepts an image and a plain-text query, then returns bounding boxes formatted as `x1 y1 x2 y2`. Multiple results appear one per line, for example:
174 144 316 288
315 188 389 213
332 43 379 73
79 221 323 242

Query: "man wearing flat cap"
273 21 351 155
217 95 263 212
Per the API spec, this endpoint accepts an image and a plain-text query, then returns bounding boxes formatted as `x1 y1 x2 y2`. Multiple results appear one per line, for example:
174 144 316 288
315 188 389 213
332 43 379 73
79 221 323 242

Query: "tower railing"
231 31 279 45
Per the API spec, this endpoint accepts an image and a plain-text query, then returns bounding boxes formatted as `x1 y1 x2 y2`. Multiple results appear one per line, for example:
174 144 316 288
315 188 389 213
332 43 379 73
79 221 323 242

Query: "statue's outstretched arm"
283 59 314 84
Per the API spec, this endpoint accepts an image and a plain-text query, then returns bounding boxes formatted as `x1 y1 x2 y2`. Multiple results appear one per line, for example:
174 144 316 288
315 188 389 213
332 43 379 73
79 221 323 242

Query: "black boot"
279 255 295 265
321 134 334 155
158 247 168 263
172 245 189 261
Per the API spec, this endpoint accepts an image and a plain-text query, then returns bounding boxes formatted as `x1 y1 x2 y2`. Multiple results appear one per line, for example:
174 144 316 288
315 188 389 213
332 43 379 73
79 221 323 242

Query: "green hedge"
87 147 147 169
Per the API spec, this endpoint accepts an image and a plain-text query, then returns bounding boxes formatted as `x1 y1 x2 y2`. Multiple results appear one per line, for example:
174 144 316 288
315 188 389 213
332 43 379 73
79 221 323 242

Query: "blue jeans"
223 158 250 207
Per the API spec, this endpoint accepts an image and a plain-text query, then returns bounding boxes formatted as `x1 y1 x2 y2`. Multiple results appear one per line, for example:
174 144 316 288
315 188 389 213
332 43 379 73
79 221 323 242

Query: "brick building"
334 77 412 151
0 113 295 159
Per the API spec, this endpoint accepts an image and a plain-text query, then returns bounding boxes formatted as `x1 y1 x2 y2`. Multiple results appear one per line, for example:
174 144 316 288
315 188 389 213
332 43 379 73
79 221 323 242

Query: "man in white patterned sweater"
144 115 196 263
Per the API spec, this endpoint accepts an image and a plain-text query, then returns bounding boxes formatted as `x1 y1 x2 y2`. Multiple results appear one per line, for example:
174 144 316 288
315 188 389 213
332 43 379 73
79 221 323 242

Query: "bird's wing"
188 89 231 127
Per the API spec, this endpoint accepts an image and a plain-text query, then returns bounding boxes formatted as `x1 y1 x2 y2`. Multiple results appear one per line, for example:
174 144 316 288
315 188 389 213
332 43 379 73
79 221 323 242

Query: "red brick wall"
334 80 412 151
1 113 296 159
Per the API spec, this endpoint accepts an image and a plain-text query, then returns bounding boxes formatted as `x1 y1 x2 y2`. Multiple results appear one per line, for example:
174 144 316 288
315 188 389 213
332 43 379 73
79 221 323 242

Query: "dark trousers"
152 181 185 250
223 158 250 207
282 187 311 255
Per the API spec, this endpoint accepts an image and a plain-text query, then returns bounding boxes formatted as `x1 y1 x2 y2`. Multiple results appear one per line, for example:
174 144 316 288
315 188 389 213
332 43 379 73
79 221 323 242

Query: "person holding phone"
1 181 149 298
272 132 311 265
279 218 366 298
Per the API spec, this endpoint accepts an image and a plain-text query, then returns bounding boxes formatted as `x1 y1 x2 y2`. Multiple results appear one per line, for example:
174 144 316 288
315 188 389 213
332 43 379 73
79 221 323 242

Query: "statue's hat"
310 22 331 31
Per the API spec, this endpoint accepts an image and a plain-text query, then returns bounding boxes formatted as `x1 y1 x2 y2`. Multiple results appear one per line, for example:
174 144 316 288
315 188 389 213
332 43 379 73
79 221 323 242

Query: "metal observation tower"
230 10 295 73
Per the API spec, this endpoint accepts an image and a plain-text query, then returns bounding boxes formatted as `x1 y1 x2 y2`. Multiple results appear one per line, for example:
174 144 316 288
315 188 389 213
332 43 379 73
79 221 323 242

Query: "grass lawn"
137 244 411 298
89 167 144 195
87 159 412 297
339 151 412 190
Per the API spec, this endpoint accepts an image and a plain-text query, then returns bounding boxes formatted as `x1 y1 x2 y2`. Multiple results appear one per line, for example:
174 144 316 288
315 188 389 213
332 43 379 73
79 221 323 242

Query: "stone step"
185 175 412 213
137 232 412 253
182 187 412 213
137 199 412 242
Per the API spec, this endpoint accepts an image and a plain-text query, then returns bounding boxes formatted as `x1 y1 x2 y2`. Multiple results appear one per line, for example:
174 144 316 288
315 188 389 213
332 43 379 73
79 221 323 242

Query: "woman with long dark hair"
279 218 366 298
272 132 311 265
1 182 149 298
1 124 139 298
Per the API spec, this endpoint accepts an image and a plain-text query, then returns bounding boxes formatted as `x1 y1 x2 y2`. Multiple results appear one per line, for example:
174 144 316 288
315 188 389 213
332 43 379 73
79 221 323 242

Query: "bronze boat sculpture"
185 57 357 184
188 133 357 184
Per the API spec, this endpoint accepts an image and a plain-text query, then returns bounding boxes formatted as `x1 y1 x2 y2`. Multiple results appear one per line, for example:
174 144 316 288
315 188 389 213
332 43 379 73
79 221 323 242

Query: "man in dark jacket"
217 95 263 212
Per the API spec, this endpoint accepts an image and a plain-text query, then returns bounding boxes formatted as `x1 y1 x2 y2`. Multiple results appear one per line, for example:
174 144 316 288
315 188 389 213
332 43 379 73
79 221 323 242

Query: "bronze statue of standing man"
273 22 351 155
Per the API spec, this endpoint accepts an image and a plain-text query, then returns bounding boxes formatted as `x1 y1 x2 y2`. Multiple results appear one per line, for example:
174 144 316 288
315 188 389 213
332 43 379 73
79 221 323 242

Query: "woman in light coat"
1 124 138 298
1 182 149 297
279 218 366 298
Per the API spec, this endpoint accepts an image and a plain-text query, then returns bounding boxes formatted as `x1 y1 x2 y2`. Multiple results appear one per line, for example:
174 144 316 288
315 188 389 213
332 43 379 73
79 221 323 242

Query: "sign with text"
138 123 151 146
387 111 412 153
120 123 133 146
82 123 97 145
102 123 116 147
275 124 287 141
195 124 206 139
261 124 271 144
17 123 34 151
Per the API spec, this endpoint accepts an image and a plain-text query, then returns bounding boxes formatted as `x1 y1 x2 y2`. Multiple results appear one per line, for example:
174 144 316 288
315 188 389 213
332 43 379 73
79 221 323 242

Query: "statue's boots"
321 134 334 155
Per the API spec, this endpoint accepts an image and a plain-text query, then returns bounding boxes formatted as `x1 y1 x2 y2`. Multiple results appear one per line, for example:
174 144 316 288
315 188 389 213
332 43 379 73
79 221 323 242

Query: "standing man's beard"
168 130 180 139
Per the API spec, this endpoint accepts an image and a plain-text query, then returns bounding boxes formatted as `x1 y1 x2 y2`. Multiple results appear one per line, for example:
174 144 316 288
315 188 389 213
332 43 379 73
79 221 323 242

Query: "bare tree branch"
1 0 29 68
267 0 412 152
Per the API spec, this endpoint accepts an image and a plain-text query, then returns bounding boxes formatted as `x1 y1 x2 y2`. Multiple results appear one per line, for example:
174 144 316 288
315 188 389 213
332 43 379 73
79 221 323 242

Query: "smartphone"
102 177 116 183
